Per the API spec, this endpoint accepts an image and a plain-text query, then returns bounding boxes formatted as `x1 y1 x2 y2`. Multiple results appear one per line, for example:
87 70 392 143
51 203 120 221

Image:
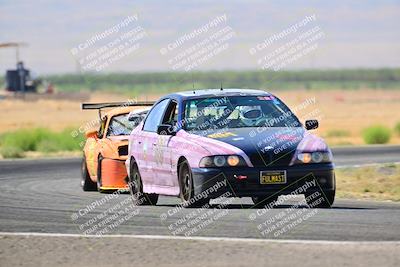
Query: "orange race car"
80 101 153 192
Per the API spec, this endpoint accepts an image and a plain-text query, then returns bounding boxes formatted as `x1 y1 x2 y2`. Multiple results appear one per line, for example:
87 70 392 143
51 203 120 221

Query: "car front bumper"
191 163 335 198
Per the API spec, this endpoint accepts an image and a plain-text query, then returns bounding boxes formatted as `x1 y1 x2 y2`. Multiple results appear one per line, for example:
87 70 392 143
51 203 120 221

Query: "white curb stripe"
0 232 399 245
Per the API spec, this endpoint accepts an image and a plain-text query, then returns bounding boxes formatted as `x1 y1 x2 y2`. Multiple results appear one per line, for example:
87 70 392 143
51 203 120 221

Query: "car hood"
188 127 330 167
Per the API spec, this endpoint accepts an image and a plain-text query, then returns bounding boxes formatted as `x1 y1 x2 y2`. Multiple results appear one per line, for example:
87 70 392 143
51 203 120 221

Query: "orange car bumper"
100 158 128 190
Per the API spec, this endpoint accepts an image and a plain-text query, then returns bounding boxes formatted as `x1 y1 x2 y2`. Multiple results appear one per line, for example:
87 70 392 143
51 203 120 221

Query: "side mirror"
157 124 176 135
85 129 98 139
305 120 319 130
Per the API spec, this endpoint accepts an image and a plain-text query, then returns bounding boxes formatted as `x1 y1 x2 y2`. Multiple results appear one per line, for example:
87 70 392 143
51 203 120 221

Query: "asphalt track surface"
1 145 400 266
0 145 399 241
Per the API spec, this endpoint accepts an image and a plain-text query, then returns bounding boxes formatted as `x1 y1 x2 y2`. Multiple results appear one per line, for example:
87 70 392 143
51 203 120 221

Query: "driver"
239 105 263 126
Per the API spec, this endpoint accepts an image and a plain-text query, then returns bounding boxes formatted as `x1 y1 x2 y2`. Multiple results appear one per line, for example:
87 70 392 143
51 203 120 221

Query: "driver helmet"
239 105 262 126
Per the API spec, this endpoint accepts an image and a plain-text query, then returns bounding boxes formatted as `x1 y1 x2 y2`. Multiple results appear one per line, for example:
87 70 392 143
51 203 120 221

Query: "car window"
143 99 170 132
107 113 134 136
129 112 147 128
162 101 178 125
183 96 301 131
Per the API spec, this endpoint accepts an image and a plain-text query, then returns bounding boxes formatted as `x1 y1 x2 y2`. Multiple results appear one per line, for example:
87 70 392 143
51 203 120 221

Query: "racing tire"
128 160 158 205
305 189 335 208
251 195 279 208
179 161 209 208
81 156 97 191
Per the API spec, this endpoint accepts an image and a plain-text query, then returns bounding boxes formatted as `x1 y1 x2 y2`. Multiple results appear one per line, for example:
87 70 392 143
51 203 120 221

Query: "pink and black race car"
126 89 335 208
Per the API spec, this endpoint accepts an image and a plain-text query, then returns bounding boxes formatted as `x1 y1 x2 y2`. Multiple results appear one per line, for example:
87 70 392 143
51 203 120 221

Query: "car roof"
163 88 271 101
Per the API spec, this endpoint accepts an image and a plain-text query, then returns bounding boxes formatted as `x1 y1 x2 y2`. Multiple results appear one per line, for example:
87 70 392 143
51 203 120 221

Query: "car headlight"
214 156 226 167
199 155 247 167
296 151 332 164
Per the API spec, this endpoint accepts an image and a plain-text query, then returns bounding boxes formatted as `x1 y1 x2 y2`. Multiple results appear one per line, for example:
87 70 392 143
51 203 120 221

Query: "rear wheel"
81 157 97 191
128 160 158 205
305 189 335 208
179 161 209 208
251 195 279 208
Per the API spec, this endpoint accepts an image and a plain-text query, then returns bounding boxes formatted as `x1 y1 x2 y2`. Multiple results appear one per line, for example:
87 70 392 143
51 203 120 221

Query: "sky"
0 0 399 75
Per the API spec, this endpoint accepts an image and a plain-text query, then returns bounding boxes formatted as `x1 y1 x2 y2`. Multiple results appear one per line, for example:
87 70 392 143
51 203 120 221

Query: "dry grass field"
276 89 400 145
336 163 400 201
0 93 124 133
0 89 399 146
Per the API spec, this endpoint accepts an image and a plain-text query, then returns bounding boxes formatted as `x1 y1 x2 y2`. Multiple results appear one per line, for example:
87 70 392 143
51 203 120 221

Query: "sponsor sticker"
207 132 237 139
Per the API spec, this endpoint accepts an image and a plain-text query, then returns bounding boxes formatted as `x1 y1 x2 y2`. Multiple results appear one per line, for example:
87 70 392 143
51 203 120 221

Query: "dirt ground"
0 89 399 145
275 89 400 145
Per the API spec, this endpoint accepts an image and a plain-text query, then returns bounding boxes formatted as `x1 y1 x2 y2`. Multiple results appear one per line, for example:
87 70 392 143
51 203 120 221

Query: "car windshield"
107 113 135 136
183 96 301 131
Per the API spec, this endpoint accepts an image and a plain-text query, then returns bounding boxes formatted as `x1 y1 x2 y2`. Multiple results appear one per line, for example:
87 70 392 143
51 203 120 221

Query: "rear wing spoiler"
81 101 155 121
81 101 155 110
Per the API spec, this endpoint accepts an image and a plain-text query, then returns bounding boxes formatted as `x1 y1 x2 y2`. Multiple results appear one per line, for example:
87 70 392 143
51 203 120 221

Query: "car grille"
249 150 294 167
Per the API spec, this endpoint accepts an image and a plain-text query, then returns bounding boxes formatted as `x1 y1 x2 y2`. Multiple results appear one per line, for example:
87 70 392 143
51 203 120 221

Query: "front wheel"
179 161 209 208
128 160 158 205
81 157 97 191
305 189 335 208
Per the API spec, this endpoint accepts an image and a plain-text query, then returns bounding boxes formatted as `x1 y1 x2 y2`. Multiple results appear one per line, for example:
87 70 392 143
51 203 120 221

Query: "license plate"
260 170 287 184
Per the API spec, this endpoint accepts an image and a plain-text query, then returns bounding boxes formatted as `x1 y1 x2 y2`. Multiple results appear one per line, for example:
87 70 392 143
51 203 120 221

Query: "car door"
86 116 107 179
152 100 179 187
139 99 170 187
